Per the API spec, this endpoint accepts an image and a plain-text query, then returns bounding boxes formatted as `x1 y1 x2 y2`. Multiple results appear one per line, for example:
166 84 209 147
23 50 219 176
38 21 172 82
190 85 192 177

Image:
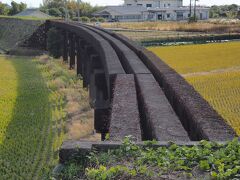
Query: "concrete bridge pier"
82 45 95 88
76 38 84 76
62 31 68 63
69 33 76 69
93 72 111 137
89 55 102 108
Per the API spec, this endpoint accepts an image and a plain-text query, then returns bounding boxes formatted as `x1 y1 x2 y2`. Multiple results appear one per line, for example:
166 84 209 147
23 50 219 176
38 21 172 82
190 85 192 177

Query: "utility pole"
194 0 197 21
77 0 81 22
64 0 69 21
189 0 192 18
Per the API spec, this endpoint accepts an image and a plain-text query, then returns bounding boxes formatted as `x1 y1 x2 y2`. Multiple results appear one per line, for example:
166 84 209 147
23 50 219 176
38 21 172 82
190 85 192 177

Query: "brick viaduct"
45 20 237 162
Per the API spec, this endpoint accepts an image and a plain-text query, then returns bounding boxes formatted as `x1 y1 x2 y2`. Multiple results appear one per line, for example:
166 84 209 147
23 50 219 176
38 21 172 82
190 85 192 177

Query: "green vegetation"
148 42 240 135
0 55 93 178
0 1 27 16
40 0 103 19
0 15 56 21
210 4 239 19
60 137 240 179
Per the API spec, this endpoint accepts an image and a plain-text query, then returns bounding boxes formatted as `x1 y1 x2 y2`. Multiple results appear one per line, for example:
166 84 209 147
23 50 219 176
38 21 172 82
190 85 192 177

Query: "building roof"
93 6 147 16
14 8 52 18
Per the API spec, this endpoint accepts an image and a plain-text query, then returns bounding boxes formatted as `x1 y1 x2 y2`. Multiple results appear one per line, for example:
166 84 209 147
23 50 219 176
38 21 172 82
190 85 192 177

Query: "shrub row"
72 16 105 23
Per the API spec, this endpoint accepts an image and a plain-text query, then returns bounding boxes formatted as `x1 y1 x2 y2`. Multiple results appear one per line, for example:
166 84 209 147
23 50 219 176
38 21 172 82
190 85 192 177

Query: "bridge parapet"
46 20 236 144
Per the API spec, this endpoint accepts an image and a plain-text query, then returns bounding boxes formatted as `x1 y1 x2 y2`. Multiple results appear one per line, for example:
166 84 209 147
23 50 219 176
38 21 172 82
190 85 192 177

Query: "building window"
164 4 166 7
176 12 184 20
124 15 141 20
148 14 154 19
127 4 131 6
146 4 152 8
167 14 170 18
168 4 171 7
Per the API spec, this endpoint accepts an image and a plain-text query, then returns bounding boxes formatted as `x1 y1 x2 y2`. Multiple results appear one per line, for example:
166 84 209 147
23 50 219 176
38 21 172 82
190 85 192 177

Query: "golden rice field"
148 42 240 135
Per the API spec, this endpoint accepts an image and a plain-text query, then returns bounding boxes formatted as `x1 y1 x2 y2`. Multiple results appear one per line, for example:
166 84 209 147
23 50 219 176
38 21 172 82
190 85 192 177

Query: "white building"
93 0 210 21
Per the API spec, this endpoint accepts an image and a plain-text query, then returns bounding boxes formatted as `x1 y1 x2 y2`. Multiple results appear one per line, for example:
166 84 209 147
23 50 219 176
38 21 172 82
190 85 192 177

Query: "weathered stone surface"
62 31 68 63
59 141 92 163
81 24 150 74
105 30 236 141
110 74 142 141
136 74 190 141
69 33 76 69
48 21 237 144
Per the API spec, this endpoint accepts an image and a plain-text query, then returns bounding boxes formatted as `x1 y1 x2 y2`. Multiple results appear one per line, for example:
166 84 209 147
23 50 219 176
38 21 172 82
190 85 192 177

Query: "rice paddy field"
0 55 93 179
148 42 240 135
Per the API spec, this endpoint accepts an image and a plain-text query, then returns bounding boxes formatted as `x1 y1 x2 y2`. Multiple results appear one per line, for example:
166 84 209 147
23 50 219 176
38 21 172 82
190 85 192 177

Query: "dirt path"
182 66 240 77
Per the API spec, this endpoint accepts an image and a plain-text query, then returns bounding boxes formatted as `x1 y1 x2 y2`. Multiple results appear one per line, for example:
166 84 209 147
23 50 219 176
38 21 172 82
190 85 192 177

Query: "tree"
237 11 240 19
8 1 27 15
40 0 103 19
209 5 220 18
209 4 239 19
9 1 20 15
0 3 9 15
58 7 66 18
19 2 27 12
48 8 62 17
228 4 238 12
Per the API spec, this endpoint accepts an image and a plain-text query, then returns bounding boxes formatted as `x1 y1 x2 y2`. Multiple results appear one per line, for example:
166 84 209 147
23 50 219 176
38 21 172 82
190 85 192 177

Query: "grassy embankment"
0 15 58 21
0 55 94 179
148 42 240 135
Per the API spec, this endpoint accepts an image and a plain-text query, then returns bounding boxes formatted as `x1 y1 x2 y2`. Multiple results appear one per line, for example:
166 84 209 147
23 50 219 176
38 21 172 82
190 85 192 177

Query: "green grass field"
148 42 240 135
0 55 93 179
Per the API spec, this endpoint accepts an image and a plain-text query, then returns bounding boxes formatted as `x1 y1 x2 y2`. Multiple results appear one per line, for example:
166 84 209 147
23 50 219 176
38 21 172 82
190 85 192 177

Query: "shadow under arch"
0 57 53 179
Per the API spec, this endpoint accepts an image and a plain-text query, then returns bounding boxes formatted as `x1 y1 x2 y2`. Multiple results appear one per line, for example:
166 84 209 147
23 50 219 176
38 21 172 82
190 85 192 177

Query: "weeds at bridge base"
58 137 240 180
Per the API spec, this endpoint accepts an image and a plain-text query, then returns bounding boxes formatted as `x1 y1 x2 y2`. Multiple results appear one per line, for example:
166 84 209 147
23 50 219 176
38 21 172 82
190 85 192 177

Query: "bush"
80 16 90 23
97 17 105 23
47 27 63 58
237 11 240 19
48 8 62 17
90 17 97 22
72 17 79 21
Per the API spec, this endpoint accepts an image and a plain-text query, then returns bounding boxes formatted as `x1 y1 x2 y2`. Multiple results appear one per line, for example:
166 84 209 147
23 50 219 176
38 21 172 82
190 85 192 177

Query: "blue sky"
1 0 240 8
